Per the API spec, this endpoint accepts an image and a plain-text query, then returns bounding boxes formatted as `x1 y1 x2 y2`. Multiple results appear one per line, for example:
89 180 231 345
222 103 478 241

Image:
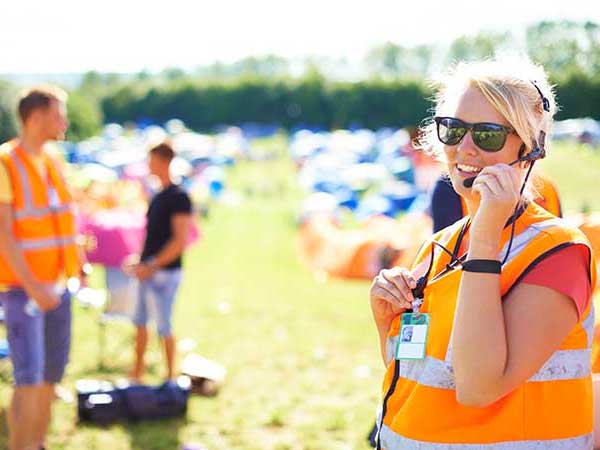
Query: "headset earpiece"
519 130 546 164
520 146 545 163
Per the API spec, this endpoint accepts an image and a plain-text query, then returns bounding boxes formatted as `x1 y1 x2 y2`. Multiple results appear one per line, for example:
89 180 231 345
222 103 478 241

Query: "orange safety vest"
0 140 80 285
533 172 562 217
379 203 596 449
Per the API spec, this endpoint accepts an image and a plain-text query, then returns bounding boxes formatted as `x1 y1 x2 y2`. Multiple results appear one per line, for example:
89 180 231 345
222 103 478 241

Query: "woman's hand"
370 267 416 328
471 163 521 240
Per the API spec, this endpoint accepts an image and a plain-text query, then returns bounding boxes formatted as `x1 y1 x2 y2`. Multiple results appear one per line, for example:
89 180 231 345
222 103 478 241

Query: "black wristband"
462 259 501 274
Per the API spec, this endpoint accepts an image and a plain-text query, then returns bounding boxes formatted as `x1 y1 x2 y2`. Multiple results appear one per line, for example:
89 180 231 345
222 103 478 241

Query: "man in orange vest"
0 86 81 450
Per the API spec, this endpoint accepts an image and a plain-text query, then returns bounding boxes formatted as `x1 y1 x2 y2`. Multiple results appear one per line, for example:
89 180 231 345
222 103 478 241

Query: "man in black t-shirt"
127 142 192 382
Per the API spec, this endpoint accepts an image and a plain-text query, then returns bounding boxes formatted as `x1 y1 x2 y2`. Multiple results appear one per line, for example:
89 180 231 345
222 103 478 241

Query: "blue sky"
1 0 598 73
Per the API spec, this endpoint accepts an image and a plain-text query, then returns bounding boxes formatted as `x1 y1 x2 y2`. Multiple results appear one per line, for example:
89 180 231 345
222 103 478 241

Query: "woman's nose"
456 130 479 155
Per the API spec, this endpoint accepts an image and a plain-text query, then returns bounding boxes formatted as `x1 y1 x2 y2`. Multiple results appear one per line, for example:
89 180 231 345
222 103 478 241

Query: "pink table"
80 210 200 268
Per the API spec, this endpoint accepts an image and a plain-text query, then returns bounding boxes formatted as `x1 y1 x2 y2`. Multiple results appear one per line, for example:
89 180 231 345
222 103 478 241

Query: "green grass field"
542 141 600 212
0 137 599 449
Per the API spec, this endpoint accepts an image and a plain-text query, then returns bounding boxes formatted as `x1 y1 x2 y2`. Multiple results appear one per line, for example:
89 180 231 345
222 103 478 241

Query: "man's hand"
25 281 60 312
122 254 141 277
130 263 156 281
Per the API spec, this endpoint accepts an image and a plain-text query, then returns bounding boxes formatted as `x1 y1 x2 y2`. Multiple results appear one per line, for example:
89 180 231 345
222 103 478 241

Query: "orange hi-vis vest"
0 140 80 285
378 203 596 450
533 173 562 217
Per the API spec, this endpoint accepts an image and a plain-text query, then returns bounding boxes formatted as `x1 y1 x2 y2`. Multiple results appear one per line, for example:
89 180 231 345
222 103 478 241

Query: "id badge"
395 313 430 360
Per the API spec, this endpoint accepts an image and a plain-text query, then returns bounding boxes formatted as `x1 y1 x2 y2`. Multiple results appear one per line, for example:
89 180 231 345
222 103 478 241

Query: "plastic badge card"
396 313 430 360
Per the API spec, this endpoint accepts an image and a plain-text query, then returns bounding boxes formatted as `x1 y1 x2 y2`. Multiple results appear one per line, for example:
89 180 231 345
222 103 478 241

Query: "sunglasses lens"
437 118 466 145
472 126 508 152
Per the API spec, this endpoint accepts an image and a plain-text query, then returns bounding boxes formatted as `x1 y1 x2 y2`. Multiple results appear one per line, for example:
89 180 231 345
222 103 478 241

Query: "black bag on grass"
76 380 127 424
76 377 191 424
123 379 190 420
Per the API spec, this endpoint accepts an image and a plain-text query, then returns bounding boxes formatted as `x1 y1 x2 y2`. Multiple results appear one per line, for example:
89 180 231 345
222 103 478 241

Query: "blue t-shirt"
429 175 464 233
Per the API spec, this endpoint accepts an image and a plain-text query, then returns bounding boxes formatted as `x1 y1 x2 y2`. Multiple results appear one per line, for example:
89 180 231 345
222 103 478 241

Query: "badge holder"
396 297 430 360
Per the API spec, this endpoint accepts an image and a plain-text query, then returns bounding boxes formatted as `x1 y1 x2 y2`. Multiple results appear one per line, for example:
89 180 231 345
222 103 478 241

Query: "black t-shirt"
140 184 192 269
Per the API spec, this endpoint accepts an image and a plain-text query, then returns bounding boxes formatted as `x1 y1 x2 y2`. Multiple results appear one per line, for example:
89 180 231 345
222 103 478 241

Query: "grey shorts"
132 269 182 337
1 288 71 385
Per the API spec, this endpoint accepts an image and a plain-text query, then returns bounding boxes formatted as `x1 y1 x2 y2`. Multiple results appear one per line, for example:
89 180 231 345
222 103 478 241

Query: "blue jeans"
1 288 71 385
132 269 181 337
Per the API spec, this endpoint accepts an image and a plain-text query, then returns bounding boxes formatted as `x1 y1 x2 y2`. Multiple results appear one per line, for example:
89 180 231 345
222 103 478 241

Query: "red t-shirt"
520 244 592 318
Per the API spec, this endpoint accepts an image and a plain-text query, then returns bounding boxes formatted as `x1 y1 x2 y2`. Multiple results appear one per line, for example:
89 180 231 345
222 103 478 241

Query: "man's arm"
0 203 59 310
148 213 192 269
133 212 192 280
0 203 36 286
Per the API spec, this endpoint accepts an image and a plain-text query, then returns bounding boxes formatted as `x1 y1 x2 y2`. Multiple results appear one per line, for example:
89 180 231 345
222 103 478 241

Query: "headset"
463 135 547 188
420 82 550 284
463 81 550 188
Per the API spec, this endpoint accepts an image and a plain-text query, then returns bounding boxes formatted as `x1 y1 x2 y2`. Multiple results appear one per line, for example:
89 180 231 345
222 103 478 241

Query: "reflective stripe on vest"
19 236 77 251
10 151 74 221
498 218 564 265
387 337 591 387
14 204 72 220
378 424 593 450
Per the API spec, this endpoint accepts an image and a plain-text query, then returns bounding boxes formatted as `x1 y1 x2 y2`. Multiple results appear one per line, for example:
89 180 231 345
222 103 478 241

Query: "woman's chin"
449 174 473 198
448 172 465 189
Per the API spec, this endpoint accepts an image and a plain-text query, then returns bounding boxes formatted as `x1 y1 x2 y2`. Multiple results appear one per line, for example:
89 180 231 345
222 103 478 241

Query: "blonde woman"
370 58 596 449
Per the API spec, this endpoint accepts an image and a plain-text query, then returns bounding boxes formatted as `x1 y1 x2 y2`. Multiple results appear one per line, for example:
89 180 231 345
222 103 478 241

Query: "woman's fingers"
382 268 416 300
371 284 409 310
473 164 520 202
472 172 503 197
493 164 520 195
372 274 402 300
492 164 520 191
472 180 492 200
371 268 415 309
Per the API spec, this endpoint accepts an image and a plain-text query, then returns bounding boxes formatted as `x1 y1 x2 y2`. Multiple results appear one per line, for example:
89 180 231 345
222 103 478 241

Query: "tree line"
1 20 599 142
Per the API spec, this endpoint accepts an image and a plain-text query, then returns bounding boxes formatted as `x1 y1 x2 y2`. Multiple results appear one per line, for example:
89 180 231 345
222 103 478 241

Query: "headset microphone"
462 146 546 188
462 176 478 189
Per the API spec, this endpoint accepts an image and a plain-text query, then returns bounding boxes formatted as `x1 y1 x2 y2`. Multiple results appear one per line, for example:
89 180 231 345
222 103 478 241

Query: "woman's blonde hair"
418 56 557 162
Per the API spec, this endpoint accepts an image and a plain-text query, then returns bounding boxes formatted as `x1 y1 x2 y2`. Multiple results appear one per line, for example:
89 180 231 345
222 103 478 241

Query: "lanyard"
410 219 470 305
411 198 530 304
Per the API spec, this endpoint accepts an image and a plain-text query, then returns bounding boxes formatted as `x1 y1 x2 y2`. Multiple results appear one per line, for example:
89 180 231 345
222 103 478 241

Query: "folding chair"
75 267 139 369
98 267 139 368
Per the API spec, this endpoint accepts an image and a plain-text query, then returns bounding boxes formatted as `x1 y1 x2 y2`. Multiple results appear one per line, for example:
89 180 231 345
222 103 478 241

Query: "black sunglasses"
434 116 515 152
